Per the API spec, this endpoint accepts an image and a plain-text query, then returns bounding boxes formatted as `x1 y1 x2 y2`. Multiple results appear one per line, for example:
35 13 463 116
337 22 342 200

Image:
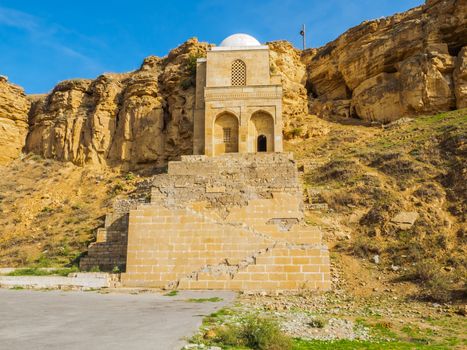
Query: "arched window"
231 59 246 86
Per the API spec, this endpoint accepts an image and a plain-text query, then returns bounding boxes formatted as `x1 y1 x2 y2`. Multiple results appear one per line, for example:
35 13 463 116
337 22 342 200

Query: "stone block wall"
83 153 331 291
122 184 330 291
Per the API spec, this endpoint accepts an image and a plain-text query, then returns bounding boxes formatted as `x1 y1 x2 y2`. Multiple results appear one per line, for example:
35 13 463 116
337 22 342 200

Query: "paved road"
0 288 235 350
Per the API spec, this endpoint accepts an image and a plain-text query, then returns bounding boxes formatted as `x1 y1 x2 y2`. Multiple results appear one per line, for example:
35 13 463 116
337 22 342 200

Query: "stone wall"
122 193 330 291
84 153 330 291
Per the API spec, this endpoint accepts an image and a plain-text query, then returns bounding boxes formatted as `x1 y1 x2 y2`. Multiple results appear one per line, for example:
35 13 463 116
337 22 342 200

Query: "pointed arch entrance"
249 111 274 152
213 112 239 155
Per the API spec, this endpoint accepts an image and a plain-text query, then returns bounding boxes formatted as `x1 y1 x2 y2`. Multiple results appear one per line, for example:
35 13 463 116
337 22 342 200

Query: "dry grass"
289 109 467 301
0 155 136 267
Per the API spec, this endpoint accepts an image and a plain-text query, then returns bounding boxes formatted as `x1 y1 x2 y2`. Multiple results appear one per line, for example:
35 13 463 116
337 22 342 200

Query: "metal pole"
302 24 306 50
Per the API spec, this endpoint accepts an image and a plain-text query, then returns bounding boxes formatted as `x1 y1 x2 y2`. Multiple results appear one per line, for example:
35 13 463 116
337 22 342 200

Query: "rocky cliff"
305 0 467 122
0 76 30 164
25 39 208 170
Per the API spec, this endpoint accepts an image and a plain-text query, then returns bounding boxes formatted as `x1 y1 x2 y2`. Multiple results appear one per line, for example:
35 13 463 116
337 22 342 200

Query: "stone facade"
194 35 283 156
82 153 331 291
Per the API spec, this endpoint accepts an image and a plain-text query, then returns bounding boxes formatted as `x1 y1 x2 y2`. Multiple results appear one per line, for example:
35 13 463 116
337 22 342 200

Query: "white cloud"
0 6 100 69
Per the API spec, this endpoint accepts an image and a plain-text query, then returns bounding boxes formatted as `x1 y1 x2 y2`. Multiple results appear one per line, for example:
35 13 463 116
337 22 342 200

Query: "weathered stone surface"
0 76 30 164
391 211 419 230
454 47 467 109
268 41 308 130
304 0 467 122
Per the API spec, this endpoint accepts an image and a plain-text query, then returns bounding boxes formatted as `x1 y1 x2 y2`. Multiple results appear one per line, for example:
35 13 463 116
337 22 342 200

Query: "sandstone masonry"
81 153 331 291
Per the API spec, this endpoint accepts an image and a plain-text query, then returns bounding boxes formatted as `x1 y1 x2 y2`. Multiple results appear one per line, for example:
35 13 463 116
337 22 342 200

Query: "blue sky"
0 0 423 94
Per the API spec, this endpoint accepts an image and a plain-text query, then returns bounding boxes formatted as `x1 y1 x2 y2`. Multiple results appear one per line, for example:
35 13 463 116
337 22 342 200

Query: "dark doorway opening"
257 135 267 152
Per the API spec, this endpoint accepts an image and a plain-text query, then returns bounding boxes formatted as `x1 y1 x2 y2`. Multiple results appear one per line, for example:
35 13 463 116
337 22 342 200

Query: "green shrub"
186 53 205 76
71 203 83 210
284 127 303 140
215 315 292 350
124 172 135 181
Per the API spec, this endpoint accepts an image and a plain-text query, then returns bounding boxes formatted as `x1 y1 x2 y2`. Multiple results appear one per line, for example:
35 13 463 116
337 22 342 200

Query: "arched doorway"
213 112 239 155
249 111 274 152
257 135 267 152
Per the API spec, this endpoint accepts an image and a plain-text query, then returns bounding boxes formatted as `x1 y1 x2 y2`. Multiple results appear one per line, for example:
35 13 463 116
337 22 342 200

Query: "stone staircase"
82 153 331 291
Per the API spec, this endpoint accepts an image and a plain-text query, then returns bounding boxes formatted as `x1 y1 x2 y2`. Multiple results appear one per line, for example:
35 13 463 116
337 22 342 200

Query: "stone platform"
82 153 331 291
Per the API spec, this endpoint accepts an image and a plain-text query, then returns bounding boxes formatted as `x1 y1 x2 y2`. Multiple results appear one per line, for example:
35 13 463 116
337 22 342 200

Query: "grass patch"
10 286 25 290
202 308 235 326
7 267 79 277
186 297 223 303
164 290 178 297
292 338 450 349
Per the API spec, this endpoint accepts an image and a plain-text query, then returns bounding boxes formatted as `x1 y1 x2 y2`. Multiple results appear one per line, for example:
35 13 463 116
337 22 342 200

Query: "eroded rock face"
268 41 308 129
304 0 467 122
26 39 208 170
0 76 30 164
454 47 467 109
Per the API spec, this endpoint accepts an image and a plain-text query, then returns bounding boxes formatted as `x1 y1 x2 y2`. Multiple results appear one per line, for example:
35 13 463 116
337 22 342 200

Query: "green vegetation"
10 286 25 290
164 290 178 297
291 339 451 350
211 315 292 350
186 297 223 303
186 52 205 76
124 172 135 181
7 267 79 277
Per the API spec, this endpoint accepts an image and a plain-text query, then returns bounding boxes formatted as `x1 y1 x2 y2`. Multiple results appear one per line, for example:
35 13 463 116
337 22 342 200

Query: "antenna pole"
300 24 306 50
303 24 306 50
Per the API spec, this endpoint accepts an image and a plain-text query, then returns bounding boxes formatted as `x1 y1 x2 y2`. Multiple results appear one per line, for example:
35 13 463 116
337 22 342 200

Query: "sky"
0 0 423 94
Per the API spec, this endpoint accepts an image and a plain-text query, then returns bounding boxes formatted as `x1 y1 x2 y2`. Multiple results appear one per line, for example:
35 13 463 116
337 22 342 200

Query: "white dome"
220 33 261 47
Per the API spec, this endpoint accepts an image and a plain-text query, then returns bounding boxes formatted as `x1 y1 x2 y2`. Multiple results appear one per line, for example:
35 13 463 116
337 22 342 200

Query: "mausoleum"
193 33 283 156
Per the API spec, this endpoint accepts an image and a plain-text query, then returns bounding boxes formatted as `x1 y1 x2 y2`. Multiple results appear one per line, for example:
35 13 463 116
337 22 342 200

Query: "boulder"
390 211 419 229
